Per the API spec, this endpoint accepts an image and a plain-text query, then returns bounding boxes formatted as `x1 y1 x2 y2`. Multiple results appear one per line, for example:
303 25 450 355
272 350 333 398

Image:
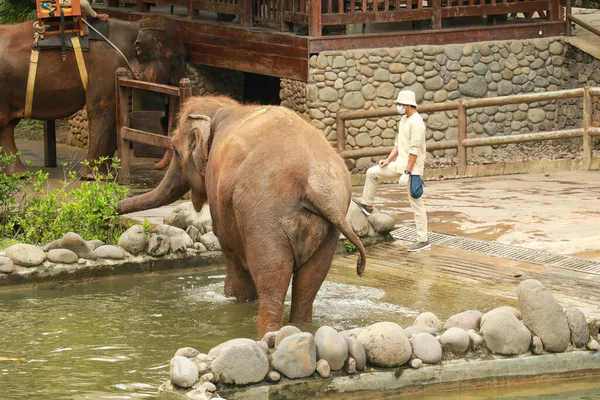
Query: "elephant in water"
119 96 367 332
0 16 186 177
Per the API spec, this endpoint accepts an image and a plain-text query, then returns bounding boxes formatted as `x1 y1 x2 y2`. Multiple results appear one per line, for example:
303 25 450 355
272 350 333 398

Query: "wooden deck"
99 0 565 81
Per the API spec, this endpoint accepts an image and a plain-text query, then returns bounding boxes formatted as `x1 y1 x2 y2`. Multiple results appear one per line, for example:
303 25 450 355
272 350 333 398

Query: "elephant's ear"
187 114 212 169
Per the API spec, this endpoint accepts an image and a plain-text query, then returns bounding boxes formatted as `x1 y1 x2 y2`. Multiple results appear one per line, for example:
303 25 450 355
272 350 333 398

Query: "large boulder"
444 310 482 331
58 232 96 260
154 224 193 253
47 249 78 264
517 279 570 352
200 231 221 251
480 310 531 355
439 327 470 355
272 333 317 379
367 212 395 234
413 312 442 334
564 306 589 348
314 326 348 371
170 356 199 388
4 244 46 267
118 225 147 255
208 338 258 359
480 306 522 327
211 343 269 385
357 322 412 368
410 332 442 364
146 234 171 257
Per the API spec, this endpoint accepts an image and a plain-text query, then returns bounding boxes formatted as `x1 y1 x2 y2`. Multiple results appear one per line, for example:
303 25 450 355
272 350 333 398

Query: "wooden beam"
121 127 173 148
309 0 322 36
440 0 549 17
321 9 432 24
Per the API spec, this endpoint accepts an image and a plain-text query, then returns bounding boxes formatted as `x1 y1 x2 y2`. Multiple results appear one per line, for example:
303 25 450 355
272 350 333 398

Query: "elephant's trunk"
118 160 189 215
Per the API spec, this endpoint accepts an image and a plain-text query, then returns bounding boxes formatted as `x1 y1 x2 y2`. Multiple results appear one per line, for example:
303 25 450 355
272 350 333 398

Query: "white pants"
360 161 428 243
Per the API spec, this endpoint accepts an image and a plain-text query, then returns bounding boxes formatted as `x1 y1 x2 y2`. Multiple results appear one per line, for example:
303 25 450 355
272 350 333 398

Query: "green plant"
0 147 31 239
0 0 36 24
12 157 129 245
141 218 153 239
344 239 357 253
16 120 44 134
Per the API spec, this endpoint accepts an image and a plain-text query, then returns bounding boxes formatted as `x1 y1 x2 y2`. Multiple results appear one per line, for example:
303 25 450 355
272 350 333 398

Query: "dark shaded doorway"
244 72 281 105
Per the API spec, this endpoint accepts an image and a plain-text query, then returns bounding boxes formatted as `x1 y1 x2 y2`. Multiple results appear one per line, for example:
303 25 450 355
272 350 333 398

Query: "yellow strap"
71 36 88 90
24 50 40 119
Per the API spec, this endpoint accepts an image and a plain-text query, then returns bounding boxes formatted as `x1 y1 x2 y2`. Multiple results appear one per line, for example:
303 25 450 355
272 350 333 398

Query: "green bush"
344 239 357 253
16 120 44 134
8 157 129 245
0 0 36 24
0 147 31 239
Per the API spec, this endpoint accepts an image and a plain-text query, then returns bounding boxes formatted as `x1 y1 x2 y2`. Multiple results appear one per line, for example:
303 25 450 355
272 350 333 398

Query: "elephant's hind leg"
223 249 258 302
0 119 27 175
289 226 339 324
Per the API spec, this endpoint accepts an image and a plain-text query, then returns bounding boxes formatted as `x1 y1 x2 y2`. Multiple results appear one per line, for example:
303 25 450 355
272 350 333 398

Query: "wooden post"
43 120 57 168
116 68 131 185
240 0 253 27
104 0 119 6
136 0 149 12
309 0 322 36
431 0 441 30
188 0 195 19
548 0 559 21
583 86 592 171
457 100 467 176
178 78 192 104
566 0 571 36
336 115 346 153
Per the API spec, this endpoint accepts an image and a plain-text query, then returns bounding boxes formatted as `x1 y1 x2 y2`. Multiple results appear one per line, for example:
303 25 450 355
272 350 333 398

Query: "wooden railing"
336 87 600 175
115 67 192 184
565 0 600 38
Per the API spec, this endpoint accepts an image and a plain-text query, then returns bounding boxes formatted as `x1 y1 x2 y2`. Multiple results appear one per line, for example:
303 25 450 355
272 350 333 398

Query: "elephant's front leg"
0 119 27 175
223 249 258 302
79 96 117 179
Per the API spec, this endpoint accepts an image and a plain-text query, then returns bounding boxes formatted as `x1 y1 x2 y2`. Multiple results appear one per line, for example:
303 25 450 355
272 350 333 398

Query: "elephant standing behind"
0 16 186 176
119 96 367 332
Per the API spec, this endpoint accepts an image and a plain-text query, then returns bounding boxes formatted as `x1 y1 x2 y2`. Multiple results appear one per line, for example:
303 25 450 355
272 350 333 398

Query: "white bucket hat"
394 90 418 107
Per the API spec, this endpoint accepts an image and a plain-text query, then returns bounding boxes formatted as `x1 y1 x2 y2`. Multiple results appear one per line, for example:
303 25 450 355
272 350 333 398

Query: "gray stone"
459 76 487 98
367 212 395 234
174 347 200 358
402 72 417 85
549 41 563 55
154 224 193 253
41 239 61 252
211 343 269 385
532 336 544 354
413 312 442 334
164 202 212 234
341 92 365 109
467 330 484 350
208 338 258 359
275 325 302 347
439 327 469 355
262 331 277 348
357 322 412 368
347 203 370 238
5 244 46 267
480 306 522 327
403 325 425 338
146 234 171 257
199 231 221 251
86 240 104 251
272 333 317 379
316 359 331 378
192 353 214 376
314 326 347 371
319 87 339 102
424 76 444 91
93 245 125 260
59 232 96 260
345 336 367 371
517 279 570 352
0 256 14 273
474 63 488 75
267 371 281 382
565 306 589 348
444 310 482 331
355 132 372 147
344 357 357 374
170 356 199 388
480 310 531 355
47 249 78 264
497 81 513 96
410 332 442 364
339 327 365 339
427 114 449 131
118 225 147 255
410 358 423 369
186 225 203 243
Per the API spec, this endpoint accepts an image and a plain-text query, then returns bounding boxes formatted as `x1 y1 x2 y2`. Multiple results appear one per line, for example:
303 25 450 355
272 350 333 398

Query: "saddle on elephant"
36 0 84 39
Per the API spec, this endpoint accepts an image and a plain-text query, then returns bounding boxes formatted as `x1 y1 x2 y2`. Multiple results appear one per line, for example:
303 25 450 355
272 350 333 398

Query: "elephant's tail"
306 193 366 277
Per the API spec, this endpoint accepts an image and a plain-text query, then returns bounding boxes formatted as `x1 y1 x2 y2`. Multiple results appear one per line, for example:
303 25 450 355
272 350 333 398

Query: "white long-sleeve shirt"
393 112 427 176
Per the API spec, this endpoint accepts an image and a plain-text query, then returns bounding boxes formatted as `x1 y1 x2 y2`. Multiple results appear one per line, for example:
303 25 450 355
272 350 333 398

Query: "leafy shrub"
344 239 357 253
0 147 31 238
0 0 36 24
16 120 44 134
10 157 129 245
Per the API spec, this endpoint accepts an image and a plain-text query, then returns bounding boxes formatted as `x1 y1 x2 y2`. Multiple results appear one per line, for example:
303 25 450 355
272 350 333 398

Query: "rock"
357 322 412 368
4 244 46 267
192 354 214 376
86 240 104 251
199 231 221 251
193 242 207 252
47 249 78 264
146 234 171 257
170 356 199 388
211 343 269 385
208 338 258 359
262 331 277 348
413 312 442 334
267 371 281 382
480 310 531 355
345 336 367 371
564 306 589 348
186 225 202 243
532 336 544 354
154 225 193 253
339 327 365 339
118 225 147 255
409 358 423 369
347 202 370 237
587 339 600 351
459 75 487 98
517 279 570 352
40 239 61 252
0 256 14 273
164 202 212 234
467 330 484 350
439 327 470 355
444 310 483 331
275 325 302 347
93 245 125 260
410 332 442 364
403 325 425 338
480 306 522 327
314 326 348 371
367 212 395 234
316 359 331 378
272 333 317 379
58 232 96 260
175 347 200 358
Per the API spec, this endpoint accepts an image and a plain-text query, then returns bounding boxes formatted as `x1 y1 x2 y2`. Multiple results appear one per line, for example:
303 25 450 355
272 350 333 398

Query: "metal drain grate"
391 226 600 275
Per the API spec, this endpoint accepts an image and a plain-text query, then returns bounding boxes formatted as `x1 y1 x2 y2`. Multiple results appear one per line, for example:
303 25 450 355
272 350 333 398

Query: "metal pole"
457 100 467 176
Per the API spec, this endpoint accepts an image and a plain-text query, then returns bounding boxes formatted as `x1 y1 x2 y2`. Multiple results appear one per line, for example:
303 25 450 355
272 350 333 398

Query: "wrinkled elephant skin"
0 17 186 176
119 96 367 332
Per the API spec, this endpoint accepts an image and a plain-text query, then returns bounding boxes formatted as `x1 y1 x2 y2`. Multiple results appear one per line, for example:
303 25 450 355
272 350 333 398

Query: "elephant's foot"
1 158 27 176
153 150 172 170
224 269 258 302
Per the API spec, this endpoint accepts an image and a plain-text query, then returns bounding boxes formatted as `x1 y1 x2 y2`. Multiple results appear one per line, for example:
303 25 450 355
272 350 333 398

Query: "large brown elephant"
0 16 186 176
119 96 367 332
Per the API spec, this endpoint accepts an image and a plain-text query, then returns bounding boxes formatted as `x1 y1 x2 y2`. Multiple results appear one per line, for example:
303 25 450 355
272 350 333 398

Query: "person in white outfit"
352 90 430 252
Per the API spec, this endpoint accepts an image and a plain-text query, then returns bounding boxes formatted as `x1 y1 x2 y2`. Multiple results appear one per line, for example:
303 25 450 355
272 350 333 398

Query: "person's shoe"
408 240 431 252
351 197 374 215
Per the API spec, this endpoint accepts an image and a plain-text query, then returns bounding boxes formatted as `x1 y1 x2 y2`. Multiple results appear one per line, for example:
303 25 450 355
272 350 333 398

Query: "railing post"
583 86 592 171
432 0 441 30
104 0 119 6
309 0 322 36
549 0 559 21
336 114 346 153
240 0 253 27
457 100 467 176
566 0 572 36
136 0 149 12
188 0 195 19
178 78 192 104
116 68 131 185
43 120 57 168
